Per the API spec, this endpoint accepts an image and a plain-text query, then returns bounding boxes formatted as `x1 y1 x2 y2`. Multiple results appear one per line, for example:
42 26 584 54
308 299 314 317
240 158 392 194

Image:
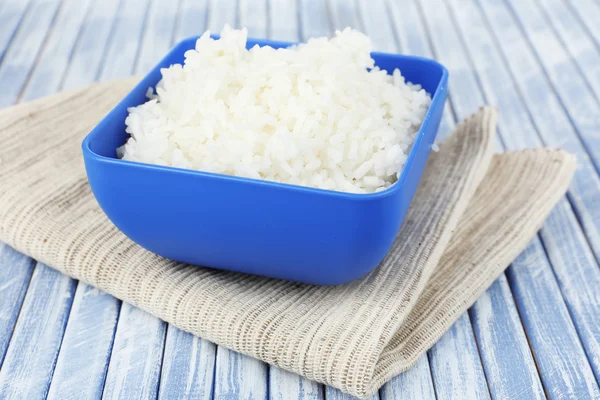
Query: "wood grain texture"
475 0 600 386
506 238 600 399
325 386 379 400
356 0 395 52
0 243 34 367
0 0 32 62
61 0 121 90
20 0 92 100
208 0 237 31
269 0 298 41
428 314 491 400
537 0 600 109
174 0 209 42
0 264 77 399
505 0 600 173
158 326 217 400
214 346 268 399
102 304 167 400
269 367 324 400
567 0 600 48
46 285 119 400
0 0 62 107
299 0 331 39
380 355 436 400
328 0 361 31
135 0 180 74
240 0 267 38
99 0 151 80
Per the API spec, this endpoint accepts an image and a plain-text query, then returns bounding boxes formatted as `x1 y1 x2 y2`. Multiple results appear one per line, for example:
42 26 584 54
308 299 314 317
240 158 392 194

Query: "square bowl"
82 36 448 285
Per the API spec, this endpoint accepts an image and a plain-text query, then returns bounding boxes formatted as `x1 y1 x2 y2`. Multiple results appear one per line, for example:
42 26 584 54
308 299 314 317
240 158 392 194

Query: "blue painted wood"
325 386 378 400
380 355 436 400
567 0 600 48
214 346 268 399
20 0 92 101
0 243 34 368
158 326 217 400
0 0 62 107
474 0 600 386
0 263 77 399
61 0 121 90
102 305 167 399
269 0 299 41
537 0 600 108
208 0 237 31
469 277 545 400
47 284 119 400
240 0 267 38
428 314 490 400
174 0 208 43
269 367 323 400
506 239 600 399
504 0 600 175
299 0 331 39
0 0 32 62
98 0 151 80
356 0 396 53
135 0 180 74
423 0 600 397
327 0 361 31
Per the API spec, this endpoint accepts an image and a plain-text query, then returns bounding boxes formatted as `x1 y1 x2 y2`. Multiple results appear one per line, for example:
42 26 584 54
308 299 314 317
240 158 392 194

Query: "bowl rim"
82 36 449 201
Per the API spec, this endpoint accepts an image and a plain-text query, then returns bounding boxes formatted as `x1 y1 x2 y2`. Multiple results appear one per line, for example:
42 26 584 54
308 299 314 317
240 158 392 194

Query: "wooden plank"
327 0 361 31
269 0 298 41
102 304 167 400
428 314 490 400
469 277 545 400
46 284 120 400
0 0 62 107
356 0 396 53
299 0 331 39
240 0 267 38
506 238 600 398
325 386 378 400
214 346 268 399
0 243 35 367
0 0 32 61
135 0 180 74
567 0 600 48
61 0 121 90
504 0 600 175
269 367 324 400
0 263 77 399
158 326 216 400
380 355 436 400
537 0 600 105
475 0 600 385
208 0 237 31
20 0 91 100
98 0 151 80
173 0 209 43
424 0 600 397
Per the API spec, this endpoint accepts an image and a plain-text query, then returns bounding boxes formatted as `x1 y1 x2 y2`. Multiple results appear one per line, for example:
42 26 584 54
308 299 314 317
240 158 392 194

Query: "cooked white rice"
118 26 431 193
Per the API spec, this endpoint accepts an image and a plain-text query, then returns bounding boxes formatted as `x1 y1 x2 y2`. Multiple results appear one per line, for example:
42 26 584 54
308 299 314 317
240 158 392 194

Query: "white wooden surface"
0 0 599 398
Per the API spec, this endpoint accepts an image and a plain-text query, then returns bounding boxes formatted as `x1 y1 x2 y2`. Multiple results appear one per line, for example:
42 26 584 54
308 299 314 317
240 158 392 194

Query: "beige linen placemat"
0 78 575 398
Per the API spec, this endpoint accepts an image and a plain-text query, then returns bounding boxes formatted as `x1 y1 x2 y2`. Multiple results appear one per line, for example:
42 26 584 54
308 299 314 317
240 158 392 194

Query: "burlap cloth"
0 78 575 398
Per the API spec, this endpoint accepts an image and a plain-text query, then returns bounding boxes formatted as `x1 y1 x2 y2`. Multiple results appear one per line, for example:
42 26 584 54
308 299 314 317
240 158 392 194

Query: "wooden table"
1 0 599 398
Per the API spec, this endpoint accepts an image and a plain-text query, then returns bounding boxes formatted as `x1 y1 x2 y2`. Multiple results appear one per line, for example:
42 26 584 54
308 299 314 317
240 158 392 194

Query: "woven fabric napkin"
0 78 575 398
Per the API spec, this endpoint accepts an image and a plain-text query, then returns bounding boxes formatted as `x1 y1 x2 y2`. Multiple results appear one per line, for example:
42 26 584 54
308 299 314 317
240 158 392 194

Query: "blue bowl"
82 36 448 285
